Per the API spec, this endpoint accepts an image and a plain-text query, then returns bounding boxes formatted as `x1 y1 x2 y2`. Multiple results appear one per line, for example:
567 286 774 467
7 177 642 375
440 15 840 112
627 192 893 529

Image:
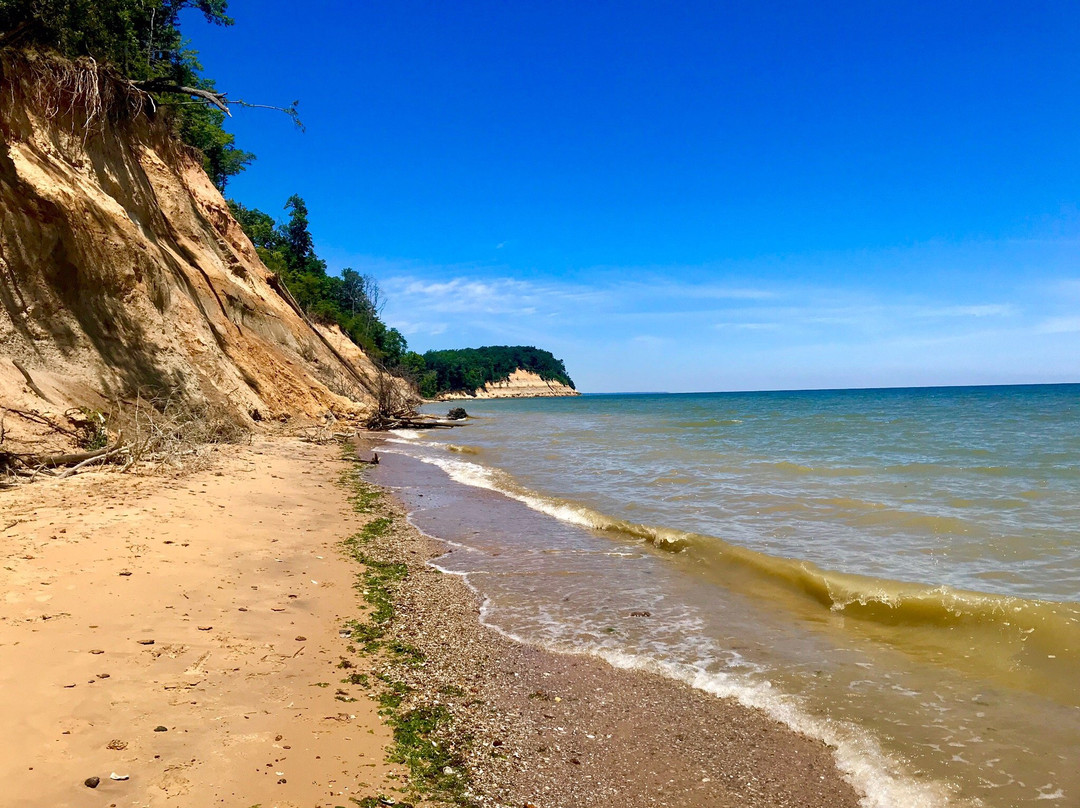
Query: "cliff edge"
0 52 401 454
439 368 581 400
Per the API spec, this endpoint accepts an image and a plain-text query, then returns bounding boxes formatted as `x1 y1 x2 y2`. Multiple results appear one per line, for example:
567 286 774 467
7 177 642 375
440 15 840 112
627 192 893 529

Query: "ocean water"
373 385 1080 808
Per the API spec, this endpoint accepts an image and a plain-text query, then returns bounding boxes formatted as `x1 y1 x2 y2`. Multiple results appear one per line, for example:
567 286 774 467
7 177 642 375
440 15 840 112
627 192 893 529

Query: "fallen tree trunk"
58 447 126 478
22 446 111 468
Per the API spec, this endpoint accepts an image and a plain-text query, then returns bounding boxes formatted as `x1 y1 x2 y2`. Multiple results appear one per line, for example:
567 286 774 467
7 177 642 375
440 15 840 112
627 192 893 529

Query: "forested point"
421 347 576 397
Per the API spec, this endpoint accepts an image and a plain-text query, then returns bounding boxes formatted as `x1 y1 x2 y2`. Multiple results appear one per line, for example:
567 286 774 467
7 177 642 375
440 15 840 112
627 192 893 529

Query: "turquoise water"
378 384 1080 807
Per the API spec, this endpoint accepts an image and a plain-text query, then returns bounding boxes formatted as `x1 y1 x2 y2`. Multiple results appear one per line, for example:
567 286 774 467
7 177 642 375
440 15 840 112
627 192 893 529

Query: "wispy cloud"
915 304 1016 318
714 321 782 330
1037 316 1080 334
329 244 1077 390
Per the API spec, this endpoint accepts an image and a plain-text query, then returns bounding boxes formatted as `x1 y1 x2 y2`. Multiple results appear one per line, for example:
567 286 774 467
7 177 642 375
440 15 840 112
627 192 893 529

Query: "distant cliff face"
438 368 581 400
0 52 406 453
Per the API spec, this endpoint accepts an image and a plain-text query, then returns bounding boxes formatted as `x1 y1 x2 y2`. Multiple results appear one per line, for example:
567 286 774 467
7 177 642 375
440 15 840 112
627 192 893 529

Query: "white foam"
385 449 608 530
592 648 973 808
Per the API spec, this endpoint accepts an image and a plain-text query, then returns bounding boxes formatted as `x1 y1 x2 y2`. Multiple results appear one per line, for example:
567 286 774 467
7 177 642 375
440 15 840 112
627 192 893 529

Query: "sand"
0 439 400 807
0 435 862 807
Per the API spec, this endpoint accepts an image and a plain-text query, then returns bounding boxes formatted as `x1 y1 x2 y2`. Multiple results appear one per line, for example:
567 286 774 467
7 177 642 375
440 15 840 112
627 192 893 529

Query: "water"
373 385 1080 807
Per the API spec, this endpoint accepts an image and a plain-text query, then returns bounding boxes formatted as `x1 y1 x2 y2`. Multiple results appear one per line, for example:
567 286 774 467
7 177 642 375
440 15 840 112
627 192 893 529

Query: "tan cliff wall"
439 368 581 400
0 52 407 452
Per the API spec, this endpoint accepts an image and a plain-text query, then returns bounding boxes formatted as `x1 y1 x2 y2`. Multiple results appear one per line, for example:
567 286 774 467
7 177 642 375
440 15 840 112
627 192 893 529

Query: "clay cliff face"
0 53 402 451
439 368 581 400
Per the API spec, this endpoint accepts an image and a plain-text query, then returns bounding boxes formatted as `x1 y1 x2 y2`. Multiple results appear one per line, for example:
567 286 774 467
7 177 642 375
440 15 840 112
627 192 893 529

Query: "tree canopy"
0 0 260 190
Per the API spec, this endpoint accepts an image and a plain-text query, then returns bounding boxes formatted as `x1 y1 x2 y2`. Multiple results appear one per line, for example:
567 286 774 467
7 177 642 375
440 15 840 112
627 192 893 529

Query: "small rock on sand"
84 777 100 788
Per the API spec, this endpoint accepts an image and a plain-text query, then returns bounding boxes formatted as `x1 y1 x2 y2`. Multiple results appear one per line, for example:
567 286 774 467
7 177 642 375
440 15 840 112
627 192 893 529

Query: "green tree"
0 0 284 191
227 200 279 249
282 195 315 271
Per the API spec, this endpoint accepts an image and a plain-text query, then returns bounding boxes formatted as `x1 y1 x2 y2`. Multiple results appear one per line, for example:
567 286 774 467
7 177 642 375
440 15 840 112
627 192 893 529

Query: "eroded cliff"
0 52 400 453
438 368 581 400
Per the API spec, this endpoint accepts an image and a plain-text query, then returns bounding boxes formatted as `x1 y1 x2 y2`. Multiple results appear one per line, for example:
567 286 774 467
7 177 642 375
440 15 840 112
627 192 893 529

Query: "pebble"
84 777 100 788
197 626 212 631
90 649 104 654
136 639 155 645
294 635 307 641
154 725 168 732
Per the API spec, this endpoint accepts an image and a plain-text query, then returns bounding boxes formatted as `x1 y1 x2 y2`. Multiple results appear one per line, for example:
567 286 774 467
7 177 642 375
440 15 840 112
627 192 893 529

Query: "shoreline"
352 435 862 807
0 434 861 807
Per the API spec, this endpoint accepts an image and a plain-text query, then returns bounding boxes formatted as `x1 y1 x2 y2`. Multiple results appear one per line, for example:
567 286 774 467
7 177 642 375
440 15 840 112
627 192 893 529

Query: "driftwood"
364 412 461 431
57 447 126 478
1 443 129 480
12 360 52 403
27 446 113 468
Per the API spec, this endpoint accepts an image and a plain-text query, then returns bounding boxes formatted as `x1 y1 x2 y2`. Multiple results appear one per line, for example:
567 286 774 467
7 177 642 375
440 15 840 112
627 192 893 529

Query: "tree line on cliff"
227 198 576 399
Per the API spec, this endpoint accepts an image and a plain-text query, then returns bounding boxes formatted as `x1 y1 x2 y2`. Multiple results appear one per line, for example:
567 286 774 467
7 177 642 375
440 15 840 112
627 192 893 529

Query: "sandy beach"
0 439 400 807
0 435 861 807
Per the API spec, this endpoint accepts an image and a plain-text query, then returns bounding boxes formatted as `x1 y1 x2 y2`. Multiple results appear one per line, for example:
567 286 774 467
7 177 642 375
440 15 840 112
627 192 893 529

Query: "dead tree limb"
4 408 81 438
12 360 52 403
58 446 126 478
128 79 231 114
25 446 111 468
266 274 377 396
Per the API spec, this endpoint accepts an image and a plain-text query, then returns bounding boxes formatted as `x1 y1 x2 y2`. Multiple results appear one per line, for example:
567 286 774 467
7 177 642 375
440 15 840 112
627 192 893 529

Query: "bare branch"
128 78 231 115
234 99 304 131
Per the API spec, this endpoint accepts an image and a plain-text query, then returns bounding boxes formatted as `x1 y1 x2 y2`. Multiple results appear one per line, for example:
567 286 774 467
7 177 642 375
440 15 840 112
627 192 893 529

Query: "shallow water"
376 385 1080 807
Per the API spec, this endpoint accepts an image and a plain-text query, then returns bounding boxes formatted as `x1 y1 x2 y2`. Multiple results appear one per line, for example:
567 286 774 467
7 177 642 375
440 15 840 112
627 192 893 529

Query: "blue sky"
190 1 1080 392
